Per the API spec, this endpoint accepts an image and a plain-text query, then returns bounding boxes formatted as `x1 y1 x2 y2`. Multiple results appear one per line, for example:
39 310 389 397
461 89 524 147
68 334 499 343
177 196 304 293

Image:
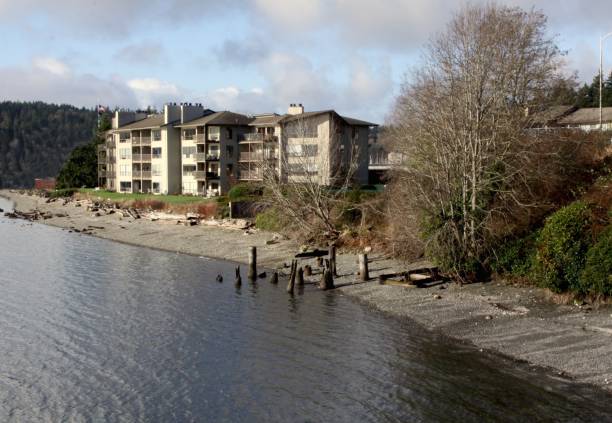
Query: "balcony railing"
132 154 152 162
107 156 116 164
193 171 206 180
132 170 152 179
132 136 152 145
98 170 107 178
97 144 106 152
238 133 278 143
206 171 219 178
195 134 205 143
239 171 263 180
194 152 207 161
239 152 277 162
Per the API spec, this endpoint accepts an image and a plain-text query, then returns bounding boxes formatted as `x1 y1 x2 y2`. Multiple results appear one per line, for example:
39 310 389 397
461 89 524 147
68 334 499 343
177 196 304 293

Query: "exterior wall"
284 114 331 184
180 131 198 195
164 126 182 194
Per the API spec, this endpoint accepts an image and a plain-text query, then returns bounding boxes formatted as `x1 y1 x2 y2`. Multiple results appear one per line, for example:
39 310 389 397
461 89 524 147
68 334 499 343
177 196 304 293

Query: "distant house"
556 107 612 131
528 105 576 130
34 177 56 190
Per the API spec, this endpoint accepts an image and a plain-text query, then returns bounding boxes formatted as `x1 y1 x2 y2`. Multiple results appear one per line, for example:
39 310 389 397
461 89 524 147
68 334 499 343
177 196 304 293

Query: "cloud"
33 57 70 76
113 41 166 65
127 78 183 108
215 38 267 66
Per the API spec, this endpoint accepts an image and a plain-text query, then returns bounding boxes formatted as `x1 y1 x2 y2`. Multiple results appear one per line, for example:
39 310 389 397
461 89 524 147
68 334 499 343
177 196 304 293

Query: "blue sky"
0 0 610 123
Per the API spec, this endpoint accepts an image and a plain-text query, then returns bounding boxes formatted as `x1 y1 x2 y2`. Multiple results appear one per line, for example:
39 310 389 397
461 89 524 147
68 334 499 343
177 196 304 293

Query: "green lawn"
79 189 214 204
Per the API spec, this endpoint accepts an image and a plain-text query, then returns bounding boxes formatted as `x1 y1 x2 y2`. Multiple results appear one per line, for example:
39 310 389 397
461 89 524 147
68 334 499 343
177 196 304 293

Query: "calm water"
0 197 611 422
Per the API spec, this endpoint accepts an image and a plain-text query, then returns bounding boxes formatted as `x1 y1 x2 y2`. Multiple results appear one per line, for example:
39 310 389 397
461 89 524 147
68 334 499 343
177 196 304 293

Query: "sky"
0 0 611 123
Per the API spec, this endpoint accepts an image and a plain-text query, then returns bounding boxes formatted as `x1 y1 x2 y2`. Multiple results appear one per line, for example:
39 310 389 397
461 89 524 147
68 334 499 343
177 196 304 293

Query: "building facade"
98 103 376 196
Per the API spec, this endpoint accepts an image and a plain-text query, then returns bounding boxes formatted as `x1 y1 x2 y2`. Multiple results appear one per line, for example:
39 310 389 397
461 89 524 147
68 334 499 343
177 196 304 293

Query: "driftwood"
295 249 328 259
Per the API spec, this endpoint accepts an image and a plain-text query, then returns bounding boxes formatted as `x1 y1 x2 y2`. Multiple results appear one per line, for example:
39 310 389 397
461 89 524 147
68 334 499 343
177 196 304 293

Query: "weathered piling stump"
319 269 334 290
248 246 257 280
235 266 242 286
297 267 304 286
316 257 324 267
269 272 279 284
329 244 337 276
358 254 369 281
304 265 312 276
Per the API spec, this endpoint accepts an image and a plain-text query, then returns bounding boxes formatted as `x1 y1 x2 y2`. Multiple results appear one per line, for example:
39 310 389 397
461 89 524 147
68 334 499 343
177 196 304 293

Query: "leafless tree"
387 4 565 277
262 115 360 238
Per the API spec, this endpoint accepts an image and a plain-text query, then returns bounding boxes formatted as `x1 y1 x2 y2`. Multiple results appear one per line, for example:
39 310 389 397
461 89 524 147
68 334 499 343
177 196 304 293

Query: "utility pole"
599 32 612 130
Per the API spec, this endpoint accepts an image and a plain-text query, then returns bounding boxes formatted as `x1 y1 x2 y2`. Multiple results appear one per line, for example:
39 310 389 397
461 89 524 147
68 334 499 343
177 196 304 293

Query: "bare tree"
262 114 360 238
388 4 564 277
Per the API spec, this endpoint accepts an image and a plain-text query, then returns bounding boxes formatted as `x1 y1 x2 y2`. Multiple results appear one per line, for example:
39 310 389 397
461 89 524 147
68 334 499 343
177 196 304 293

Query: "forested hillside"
0 101 97 188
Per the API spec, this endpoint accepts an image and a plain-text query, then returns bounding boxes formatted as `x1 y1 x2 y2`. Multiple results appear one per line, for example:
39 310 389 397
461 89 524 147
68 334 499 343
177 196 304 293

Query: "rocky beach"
2 189 611 392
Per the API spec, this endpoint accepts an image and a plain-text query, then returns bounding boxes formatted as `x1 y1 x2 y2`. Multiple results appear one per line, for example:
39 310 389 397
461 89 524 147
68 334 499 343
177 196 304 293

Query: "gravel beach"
2 189 611 392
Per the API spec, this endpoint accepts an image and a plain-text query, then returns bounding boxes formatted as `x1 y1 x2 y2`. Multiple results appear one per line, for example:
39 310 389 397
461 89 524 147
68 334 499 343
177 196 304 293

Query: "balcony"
239 170 263 181
132 170 152 179
97 144 106 152
132 136 152 146
98 170 107 178
239 151 277 162
206 171 220 179
239 133 278 143
107 156 116 164
194 152 207 162
194 134 205 143
133 154 152 162
193 171 206 180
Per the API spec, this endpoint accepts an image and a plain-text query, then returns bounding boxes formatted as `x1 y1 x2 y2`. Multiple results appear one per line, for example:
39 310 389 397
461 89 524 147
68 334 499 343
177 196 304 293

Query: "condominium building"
98 103 376 196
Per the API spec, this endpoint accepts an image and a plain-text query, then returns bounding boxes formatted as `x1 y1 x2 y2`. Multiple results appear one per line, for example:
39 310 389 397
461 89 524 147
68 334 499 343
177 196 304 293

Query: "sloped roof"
115 114 166 130
557 107 612 125
341 115 377 126
281 110 378 127
529 105 576 127
177 111 251 127
249 114 285 126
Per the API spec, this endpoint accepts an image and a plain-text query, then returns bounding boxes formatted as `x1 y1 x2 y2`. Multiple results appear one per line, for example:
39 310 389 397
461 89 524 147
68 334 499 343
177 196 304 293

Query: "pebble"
485 315 493 320
433 294 442 300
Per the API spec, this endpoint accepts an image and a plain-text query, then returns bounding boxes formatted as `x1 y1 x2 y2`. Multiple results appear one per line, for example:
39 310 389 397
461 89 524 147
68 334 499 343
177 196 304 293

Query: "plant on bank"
531 201 593 293
580 227 612 296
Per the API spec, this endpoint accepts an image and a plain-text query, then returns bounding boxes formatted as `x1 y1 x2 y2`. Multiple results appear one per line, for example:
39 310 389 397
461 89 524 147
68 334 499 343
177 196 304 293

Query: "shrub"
491 231 539 277
580 227 612 296
255 208 284 232
132 199 166 211
532 201 593 293
227 183 263 201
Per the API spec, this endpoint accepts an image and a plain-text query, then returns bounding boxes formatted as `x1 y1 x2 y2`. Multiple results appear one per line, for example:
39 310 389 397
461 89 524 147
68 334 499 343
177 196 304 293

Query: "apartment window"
152 182 160 193
119 165 130 176
119 132 131 143
287 144 302 157
288 163 318 175
208 126 220 140
226 128 233 139
120 181 131 192
183 165 196 176
152 147 162 158
152 164 162 176
225 145 233 158
183 129 196 140
152 130 161 141
226 164 233 176
302 144 318 157
182 146 196 158
119 148 131 160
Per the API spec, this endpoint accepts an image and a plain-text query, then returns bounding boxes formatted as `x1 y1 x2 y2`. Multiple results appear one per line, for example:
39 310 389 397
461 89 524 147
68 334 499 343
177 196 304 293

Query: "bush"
532 201 593 293
580 227 612 296
227 183 263 201
491 231 539 277
255 208 284 232
196 202 217 219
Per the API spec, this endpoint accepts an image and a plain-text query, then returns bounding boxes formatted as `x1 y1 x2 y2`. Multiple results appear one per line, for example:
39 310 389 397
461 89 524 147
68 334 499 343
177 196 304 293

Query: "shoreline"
2 189 611 393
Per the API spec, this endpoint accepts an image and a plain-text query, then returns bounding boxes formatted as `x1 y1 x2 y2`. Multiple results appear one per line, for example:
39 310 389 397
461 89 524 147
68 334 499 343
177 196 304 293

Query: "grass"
79 188 215 205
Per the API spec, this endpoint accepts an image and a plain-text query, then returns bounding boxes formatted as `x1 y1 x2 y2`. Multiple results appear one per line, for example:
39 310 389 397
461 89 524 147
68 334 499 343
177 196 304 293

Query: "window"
119 132 131 142
152 182 160 193
288 163 318 175
182 146 196 157
152 130 161 141
120 181 131 192
119 148 131 159
302 144 318 157
183 165 196 176
226 145 233 157
119 164 130 176
183 129 196 140
208 126 220 140
152 147 162 158
226 128 233 139
182 181 197 194
152 164 162 176
287 144 302 156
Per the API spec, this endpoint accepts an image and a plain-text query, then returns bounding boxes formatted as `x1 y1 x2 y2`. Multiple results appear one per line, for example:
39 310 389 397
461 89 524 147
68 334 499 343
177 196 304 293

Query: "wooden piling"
235 266 242 286
287 260 297 294
297 267 304 286
268 271 279 284
329 244 337 276
316 257 324 267
358 254 369 281
319 269 334 290
304 265 312 276
248 246 257 280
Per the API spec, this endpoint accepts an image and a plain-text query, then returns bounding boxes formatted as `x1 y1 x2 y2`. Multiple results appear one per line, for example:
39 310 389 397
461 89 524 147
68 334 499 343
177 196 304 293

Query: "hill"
0 101 97 188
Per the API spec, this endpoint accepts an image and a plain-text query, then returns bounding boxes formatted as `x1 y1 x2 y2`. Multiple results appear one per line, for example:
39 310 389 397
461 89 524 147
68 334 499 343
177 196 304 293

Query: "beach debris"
433 294 442 300
257 271 266 278
485 315 493 320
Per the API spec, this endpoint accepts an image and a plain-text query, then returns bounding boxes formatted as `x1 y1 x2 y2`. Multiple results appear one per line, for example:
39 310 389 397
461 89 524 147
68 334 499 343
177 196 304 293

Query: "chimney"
288 103 304 115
